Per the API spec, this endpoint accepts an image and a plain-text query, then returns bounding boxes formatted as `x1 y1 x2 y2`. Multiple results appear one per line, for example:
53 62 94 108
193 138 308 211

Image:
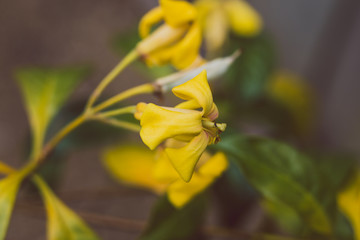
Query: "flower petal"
172 70 213 116
139 6 164 38
137 24 188 56
153 148 180 183
102 145 167 194
204 7 229 53
167 173 212 208
165 131 209 182
170 22 202 69
167 151 228 208
160 0 197 27
140 103 203 150
225 0 262 37
198 152 228 177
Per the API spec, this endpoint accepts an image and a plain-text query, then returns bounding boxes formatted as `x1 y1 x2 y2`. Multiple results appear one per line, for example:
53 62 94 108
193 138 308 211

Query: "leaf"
212 159 257 227
225 33 275 102
0 172 25 240
15 66 90 154
140 194 207 240
33 176 99 240
216 135 332 235
337 171 360 240
0 162 15 175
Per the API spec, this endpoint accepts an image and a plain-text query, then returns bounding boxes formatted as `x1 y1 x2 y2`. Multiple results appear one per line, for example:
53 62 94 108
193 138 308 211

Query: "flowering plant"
0 0 358 240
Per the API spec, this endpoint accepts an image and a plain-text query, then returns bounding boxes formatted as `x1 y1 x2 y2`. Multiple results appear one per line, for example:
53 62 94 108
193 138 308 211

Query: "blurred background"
1 0 360 239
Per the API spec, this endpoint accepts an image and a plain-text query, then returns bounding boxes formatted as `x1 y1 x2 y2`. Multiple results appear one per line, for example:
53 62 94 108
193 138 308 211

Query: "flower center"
202 119 226 144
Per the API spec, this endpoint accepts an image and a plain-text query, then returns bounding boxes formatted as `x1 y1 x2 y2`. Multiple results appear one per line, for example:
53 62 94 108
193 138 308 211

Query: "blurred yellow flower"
337 171 360 240
135 70 226 182
195 0 262 53
267 71 315 135
136 0 204 70
103 144 228 208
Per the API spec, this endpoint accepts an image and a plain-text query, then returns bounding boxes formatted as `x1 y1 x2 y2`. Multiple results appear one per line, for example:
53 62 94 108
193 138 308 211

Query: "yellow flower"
135 70 226 182
337 171 360 240
136 0 204 70
103 144 228 208
196 0 262 53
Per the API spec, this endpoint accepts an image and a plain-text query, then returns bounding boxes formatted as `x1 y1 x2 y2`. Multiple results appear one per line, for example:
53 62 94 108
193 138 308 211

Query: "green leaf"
217 135 332 235
140 194 207 240
0 173 24 240
225 33 275 102
15 66 90 155
33 176 99 240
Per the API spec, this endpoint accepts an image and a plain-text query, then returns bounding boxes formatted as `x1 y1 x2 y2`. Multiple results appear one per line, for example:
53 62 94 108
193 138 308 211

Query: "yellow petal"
225 0 262 37
137 24 188 56
167 151 227 208
167 173 212 208
134 102 148 120
102 145 167 194
173 70 214 116
198 152 228 177
139 6 164 38
165 131 209 182
170 22 202 69
337 171 360 240
140 103 203 150
160 0 197 27
175 99 201 110
153 148 180 183
204 7 229 53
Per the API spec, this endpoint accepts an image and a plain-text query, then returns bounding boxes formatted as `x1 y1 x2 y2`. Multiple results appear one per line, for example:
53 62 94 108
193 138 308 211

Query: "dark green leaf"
216 135 333 235
225 33 276 102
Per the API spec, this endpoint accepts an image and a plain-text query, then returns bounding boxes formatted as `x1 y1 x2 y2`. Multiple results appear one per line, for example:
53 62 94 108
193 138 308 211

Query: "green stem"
91 116 140 132
91 83 154 113
36 114 86 165
85 50 139 110
96 105 136 118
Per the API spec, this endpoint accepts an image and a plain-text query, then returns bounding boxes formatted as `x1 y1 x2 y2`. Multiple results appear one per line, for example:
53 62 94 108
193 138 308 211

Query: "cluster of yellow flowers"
106 0 262 208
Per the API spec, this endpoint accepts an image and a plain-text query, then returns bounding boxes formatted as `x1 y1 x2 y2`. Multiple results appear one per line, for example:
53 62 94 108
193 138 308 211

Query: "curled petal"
225 0 262 37
175 99 200 110
140 103 203 150
165 131 209 182
139 6 164 38
160 0 197 27
172 70 213 116
167 152 228 208
206 103 219 121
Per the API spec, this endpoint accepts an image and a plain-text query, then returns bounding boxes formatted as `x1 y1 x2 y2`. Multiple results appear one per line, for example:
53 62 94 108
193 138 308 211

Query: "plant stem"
91 116 140 132
91 83 154 113
36 114 86 165
85 50 139 110
95 105 136 118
